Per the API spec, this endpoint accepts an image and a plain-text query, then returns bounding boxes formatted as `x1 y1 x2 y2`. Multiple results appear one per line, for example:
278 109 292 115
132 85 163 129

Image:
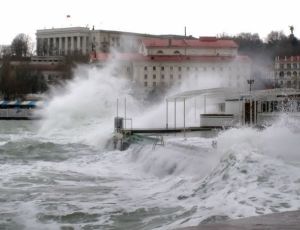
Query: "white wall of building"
132 60 251 91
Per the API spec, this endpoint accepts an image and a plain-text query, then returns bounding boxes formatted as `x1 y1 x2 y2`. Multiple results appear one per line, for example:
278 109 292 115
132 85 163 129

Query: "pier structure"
113 88 240 150
165 87 241 137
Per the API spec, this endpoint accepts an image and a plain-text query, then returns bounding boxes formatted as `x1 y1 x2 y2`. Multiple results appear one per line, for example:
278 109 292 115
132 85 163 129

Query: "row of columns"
40 36 89 55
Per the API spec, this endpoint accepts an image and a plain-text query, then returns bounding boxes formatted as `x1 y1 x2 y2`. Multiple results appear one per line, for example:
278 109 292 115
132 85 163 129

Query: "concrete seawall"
177 210 300 230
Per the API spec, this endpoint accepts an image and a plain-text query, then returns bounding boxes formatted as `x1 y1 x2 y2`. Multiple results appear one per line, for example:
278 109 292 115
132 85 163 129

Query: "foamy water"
1 64 300 229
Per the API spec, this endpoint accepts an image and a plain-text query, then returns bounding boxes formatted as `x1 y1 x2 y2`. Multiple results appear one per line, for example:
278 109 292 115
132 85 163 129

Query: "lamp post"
247 79 254 92
247 79 255 125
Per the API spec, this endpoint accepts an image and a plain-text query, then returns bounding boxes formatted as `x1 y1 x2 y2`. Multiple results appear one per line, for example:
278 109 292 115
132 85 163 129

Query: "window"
262 102 266 112
187 66 190 71
287 63 291 69
161 74 164 79
170 66 173 71
279 71 284 77
153 82 156 87
280 64 284 69
195 67 198 71
174 50 180 54
153 66 156 71
170 74 173 79
178 66 182 71
127 67 130 73
157 50 163 54
153 74 156 79
161 66 164 71
144 66 147 71
178 74 181 79
293 63 297 69
293 71 297 77
203 67 207 71
144 82 148 87
144 74 148 79
287 71 291 77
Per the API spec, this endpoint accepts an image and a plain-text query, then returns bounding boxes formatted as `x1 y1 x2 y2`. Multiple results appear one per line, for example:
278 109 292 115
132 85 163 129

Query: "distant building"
274 56 300 89
92 37 252 91
36 27 252 92
36 27 182 56
36 27 90 56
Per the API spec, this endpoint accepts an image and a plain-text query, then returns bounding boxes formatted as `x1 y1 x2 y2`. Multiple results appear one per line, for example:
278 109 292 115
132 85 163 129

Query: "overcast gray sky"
1 0 299 45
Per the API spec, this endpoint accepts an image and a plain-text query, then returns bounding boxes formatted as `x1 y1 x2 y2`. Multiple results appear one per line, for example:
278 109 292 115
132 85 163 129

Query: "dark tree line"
219 28 300 63
0 59 48 100
0 33 89 99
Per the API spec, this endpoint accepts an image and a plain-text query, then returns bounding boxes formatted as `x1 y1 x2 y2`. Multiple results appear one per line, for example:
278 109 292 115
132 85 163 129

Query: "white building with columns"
36 27 90 56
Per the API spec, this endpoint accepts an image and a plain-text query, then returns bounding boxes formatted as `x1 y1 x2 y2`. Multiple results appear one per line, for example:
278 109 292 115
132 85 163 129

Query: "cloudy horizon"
1 0 299 45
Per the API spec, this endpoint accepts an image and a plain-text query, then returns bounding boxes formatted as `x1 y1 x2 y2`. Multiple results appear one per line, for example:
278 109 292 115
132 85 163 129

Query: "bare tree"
266 31 287 44
0 45 11 58
11 33 31 58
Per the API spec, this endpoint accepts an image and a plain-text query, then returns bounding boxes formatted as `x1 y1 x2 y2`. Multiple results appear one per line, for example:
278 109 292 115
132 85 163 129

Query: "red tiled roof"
141 37 238 49
91 52 250 63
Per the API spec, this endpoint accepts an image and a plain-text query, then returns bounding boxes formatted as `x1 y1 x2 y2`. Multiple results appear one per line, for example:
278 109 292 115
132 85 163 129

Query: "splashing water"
37 63 142 146
1 63 300 229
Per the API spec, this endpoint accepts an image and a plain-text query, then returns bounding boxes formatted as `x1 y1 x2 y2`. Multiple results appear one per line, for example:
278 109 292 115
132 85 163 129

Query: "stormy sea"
1 65 300 230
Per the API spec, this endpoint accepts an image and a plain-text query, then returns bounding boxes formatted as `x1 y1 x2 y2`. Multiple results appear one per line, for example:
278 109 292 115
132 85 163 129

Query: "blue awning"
0 100 42 108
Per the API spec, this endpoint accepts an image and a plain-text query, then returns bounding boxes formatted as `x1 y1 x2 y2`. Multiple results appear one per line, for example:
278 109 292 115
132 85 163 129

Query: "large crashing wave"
123 117 300 228
37 63 141 146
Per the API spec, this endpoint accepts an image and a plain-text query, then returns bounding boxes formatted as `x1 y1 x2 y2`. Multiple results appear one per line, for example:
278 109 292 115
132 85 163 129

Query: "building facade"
36 27 252 92
92 37 252 91
274 56 300 89
36 27 173 56
36 27 90 56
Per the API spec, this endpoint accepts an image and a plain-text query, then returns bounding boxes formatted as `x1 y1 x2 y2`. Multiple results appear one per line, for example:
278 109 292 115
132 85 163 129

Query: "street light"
247 79 254 92
247 79 255 125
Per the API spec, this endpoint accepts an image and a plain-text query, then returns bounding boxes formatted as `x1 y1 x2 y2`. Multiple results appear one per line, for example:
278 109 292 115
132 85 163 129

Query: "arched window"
293 71 297 77
174 50 180 54
287 71 291 77
279 71 284 77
